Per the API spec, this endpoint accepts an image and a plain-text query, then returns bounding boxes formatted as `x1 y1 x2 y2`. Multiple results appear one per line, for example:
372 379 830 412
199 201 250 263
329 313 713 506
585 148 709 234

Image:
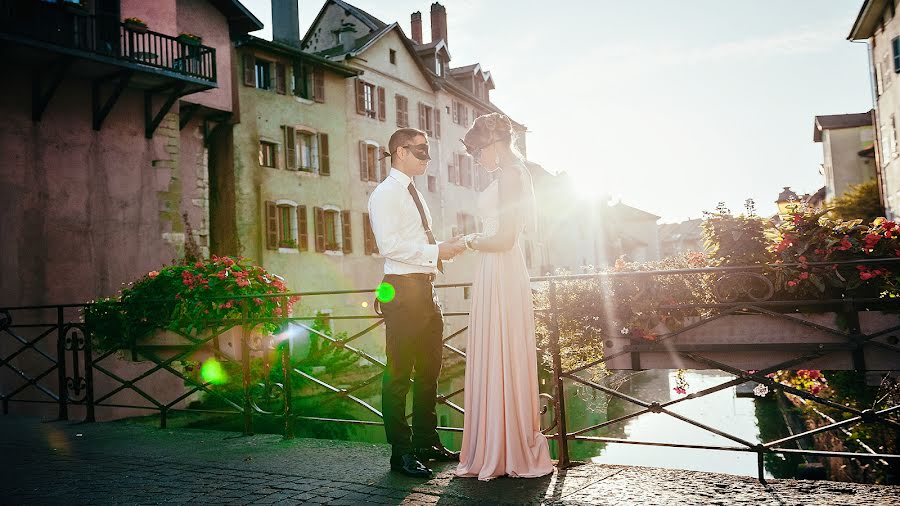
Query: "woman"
455 113 554 481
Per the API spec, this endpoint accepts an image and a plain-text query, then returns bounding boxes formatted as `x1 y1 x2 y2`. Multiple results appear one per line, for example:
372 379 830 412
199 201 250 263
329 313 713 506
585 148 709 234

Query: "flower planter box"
124 21 148 33
604 311 900 371
128 325 249 363
177 34 202 46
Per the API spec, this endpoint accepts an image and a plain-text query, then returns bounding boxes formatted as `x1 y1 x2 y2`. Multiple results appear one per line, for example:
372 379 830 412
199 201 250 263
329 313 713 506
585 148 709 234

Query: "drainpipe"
852 38 889 217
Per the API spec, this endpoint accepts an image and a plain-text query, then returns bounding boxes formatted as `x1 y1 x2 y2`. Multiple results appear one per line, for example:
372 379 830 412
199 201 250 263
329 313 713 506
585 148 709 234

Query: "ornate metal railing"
0 0 216 82
2 261 899 483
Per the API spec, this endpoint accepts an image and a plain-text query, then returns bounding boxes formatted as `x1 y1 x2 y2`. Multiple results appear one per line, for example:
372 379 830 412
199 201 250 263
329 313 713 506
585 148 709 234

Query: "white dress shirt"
368 168 440 275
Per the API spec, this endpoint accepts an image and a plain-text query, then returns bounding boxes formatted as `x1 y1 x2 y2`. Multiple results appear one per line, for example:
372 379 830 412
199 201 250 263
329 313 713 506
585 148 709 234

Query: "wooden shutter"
355 79 366 115
243 53 255 87
313 68 325 102
395 94 403 127
418 102 426 130
363 212 373 255
377 86 386 121
379 146 388 181
341 210 352 254
265 201 277 250
297 205 308 251
275 62 286 94
317 133 330 176
359 141 368 181
284 126 296 170
434 108 441 139
448 157 458 184
314 207 325 252
463 106 469 126
452 100 459 124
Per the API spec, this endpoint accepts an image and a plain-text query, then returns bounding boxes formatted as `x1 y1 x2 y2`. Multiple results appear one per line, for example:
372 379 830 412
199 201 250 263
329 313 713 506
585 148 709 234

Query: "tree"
830 179 884 222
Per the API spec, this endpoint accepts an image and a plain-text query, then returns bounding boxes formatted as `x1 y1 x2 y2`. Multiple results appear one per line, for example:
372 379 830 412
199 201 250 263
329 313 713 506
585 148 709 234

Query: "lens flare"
376 282 396 303
361 301 369 308
200 358 228 385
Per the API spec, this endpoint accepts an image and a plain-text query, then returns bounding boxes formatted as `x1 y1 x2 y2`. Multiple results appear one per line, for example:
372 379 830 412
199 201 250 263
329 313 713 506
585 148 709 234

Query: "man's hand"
438 236 466 260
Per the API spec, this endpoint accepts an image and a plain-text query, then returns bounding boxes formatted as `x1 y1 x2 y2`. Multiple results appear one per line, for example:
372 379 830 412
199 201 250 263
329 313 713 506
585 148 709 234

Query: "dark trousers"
380 274 444 457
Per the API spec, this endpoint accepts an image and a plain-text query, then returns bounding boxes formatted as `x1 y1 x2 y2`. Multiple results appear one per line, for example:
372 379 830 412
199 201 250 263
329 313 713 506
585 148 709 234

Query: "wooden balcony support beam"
32 57 72 122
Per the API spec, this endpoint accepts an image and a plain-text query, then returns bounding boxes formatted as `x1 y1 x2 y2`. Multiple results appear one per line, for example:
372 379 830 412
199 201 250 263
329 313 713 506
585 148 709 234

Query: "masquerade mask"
401 143 431 161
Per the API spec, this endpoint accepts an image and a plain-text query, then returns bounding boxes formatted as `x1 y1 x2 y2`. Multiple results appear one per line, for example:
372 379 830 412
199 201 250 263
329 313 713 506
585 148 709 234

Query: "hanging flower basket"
124 17 148 33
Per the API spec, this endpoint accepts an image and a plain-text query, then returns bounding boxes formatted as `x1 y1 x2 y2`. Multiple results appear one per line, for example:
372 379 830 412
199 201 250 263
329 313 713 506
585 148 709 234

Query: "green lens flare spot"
376 282 396 303
200 358 228 385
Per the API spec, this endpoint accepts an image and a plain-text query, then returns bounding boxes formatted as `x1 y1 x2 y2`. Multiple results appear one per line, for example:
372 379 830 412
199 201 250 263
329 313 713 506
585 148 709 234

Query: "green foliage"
830 179 884 223
83 255 299 351
701 200 774 266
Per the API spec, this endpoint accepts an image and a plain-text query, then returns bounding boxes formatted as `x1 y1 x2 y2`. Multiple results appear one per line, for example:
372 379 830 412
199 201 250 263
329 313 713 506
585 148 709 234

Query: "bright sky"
242 0 872 223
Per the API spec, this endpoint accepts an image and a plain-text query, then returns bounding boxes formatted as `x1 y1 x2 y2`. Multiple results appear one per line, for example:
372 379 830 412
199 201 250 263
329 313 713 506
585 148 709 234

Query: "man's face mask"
401 143 431 161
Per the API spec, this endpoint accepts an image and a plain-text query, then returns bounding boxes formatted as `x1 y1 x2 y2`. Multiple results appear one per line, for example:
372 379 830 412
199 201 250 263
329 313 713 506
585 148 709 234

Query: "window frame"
259 140 277 168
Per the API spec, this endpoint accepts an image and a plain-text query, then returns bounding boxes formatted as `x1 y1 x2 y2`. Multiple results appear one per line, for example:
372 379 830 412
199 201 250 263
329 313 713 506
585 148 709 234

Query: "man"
368 128 466 478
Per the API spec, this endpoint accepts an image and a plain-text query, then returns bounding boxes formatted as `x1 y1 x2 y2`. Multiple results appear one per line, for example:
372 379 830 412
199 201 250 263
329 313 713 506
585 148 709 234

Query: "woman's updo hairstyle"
464 112 513 149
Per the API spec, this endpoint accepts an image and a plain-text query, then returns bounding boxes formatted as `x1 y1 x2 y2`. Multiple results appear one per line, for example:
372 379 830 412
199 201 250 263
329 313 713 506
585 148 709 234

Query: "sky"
241 0 873 223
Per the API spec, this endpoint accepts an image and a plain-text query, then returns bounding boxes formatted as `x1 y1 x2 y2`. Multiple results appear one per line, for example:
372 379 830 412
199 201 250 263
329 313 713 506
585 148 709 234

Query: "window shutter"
463 106 469 126
284 126 296 170
401 96 409 127
363 212 373 255
434 108 441 139
297 205 308 251
355 79 366 115
452 100 459 123
243 54 255 87
318 133 330 176
418 102 426 130
341 210 352 254
448 157 458 185
377 86 386 121
314 207 325 252
359 141 368 181
313 68 325 102
395 94 403 127
275 62 286 94
265 201 278 250
380 145 388 181
292 60 303 96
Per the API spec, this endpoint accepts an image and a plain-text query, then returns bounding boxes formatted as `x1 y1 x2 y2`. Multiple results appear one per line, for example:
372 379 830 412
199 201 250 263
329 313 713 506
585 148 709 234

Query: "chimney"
339 23 357 52
272 0 300 47
411 11 423 44
430 2 447 47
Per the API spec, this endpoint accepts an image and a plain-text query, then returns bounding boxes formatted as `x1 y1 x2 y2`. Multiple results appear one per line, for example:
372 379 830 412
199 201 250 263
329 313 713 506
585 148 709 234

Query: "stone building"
812 111 876 202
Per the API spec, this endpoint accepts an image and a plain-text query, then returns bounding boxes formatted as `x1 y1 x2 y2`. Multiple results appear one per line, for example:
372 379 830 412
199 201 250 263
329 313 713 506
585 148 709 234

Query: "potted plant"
177 32 203 46
123 17 148 33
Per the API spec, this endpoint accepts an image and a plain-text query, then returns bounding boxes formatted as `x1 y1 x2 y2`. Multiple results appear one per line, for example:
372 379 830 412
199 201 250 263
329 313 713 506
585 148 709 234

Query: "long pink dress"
455 164 554 481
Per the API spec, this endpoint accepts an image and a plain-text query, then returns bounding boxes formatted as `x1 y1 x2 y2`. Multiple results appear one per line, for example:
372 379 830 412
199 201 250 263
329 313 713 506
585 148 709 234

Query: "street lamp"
776 186 800 216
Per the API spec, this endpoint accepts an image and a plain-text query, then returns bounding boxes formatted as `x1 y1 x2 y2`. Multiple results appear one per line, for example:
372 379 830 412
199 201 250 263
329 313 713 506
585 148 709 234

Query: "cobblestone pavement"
1 416 897 505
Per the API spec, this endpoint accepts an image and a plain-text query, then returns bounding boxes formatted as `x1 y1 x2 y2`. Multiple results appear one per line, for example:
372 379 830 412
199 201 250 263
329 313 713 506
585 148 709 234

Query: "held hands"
438 235 467 260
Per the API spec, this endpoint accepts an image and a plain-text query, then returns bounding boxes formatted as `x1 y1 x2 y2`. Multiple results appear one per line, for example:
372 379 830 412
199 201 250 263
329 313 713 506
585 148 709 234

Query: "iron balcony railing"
0 1 216 83
2 261 899 483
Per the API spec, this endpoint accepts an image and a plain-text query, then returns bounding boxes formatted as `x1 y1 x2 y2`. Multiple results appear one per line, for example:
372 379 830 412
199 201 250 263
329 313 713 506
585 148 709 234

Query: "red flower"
792 215 803 224
799 272 809 280
673 386 687 395
886 231 894 239
787 280 798 287
883 221 896 231
837 236 853 251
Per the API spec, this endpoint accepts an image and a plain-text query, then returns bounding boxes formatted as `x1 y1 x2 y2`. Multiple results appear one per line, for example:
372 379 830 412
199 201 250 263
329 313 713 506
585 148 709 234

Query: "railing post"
548 280 570 467
282 341 293 440
241 300 253 435
56 307 68 421
82 318 95 422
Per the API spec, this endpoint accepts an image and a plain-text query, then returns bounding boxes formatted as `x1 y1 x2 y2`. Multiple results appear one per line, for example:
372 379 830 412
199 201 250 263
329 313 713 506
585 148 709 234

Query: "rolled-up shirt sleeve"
369 188 440 268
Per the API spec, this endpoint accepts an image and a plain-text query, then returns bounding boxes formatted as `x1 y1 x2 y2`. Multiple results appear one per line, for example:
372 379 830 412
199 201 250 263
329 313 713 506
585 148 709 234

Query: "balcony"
0 1 218 137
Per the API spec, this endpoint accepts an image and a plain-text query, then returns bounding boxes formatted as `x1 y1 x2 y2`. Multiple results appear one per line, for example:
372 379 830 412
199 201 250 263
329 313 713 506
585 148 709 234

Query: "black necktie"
407 183 443 273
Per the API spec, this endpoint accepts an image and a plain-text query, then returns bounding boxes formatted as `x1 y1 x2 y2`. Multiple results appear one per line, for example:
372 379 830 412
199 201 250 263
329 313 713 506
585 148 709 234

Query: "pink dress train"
455 172 554 481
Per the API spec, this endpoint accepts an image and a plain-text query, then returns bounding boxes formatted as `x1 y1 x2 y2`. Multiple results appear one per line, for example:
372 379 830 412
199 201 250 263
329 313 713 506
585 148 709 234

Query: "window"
893 37 900 73
284 127 330 175
355 79 382 119
363 212 379 255
264 201 306 251
458 153 473 188
297 131 319 172
324 210 339 250
457 213 476 235
448 157 459 185
359 141 386 182
254 59 271 90
313 207 348 253
452 100 469 126
427 175 436 192
435 55 442 76
293 62 325 102
396 94 409 127
418 102 434 137
259 141 276 168
389 49 397 64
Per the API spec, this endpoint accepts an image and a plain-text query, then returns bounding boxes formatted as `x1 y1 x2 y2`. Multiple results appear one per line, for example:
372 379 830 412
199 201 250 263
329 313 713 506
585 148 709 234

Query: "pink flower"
787 280 798 287
799 272 809 280
673 387 687 395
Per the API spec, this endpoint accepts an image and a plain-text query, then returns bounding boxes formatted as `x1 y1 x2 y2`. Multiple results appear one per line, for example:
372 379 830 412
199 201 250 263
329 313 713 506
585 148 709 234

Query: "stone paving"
1 415 897 505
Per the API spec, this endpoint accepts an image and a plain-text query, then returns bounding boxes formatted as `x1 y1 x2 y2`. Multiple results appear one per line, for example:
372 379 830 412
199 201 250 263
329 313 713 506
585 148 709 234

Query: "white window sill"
324 250 344 256
278 248 299 254
294 96 314 105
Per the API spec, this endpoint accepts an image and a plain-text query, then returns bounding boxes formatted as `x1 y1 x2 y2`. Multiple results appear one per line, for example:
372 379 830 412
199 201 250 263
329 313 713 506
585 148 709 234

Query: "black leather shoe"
415 445 460 462
390 453 433 478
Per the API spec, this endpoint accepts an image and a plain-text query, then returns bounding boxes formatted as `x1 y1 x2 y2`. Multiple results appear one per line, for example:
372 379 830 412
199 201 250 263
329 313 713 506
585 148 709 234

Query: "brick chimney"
411 11 423 44
272 0 300 47
430 2 447 47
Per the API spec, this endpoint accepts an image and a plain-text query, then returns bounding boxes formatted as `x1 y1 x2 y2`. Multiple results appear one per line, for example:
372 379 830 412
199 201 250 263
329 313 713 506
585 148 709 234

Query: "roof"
210 0 264 35
813 111 873 142
414 39 451 61
608 202 661 221
301 0 387 49
658 219 704 243
849 0 888 40
234 36 361 77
